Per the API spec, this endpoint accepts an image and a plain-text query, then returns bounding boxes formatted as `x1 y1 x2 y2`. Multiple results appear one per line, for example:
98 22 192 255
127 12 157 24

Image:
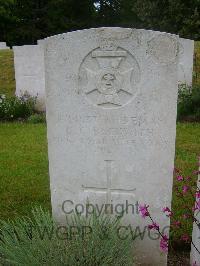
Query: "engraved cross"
82 160 136 204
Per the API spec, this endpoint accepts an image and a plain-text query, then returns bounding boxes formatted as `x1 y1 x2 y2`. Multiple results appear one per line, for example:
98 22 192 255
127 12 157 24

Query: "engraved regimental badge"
79 41 140 108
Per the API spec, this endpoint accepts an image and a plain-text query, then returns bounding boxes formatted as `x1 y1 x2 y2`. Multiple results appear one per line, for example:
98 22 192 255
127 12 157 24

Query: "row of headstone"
11 36 194 112
178 38 194 86
0 42 10 50
13 44 45 111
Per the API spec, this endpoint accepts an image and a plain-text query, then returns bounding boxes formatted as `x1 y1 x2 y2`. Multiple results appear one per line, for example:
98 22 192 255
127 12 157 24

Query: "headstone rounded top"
44 26 180 265
43 27 178 42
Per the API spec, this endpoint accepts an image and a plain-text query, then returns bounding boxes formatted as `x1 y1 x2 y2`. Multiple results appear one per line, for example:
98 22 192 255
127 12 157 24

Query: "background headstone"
190 163 200 266
13 45 45 111
178 38 194 86
0 42 10 50
43 27 179 265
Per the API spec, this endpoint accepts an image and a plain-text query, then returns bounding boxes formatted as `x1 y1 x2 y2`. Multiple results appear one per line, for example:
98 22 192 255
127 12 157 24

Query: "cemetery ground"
0 42 200 264
0 122 199 239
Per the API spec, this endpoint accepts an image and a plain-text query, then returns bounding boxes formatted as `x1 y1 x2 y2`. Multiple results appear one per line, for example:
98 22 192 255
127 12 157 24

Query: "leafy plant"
177 84 200 121
27 113 46 124
0 207 135 266
138 162 200 255
0 92 36 121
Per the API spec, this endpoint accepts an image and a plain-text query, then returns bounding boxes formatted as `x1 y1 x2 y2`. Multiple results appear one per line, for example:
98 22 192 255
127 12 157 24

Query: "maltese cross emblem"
79 46 140 108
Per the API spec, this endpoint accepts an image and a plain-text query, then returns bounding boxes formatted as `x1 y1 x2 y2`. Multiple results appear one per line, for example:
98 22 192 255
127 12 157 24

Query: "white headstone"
190 164 200 266
43 27 179 265
13 45 45 111
178 38 194 86
0 42 10 50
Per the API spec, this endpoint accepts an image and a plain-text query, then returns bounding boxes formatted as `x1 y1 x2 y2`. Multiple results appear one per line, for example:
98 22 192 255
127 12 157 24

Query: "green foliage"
27 113 46 124
0 0 199 46
0 0 15 42
0 93 36 121
130 0 200 40
1 0 96 46
177 84 200 121
0 207 134 266
170 167 199 247
173 122 200 246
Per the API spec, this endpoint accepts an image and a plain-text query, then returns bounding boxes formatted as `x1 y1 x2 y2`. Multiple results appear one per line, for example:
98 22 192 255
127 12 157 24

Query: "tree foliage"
0 0 199 46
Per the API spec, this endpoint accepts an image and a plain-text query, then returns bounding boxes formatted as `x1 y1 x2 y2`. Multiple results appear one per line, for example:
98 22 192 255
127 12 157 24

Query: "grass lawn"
172 122 200 244
0 50 15 97
0 121 200 245
0 122 50 220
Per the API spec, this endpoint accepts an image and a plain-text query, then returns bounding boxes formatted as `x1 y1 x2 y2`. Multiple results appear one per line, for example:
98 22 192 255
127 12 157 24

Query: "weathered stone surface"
178 38 194 86
0 42 10 50
43 28 179 265
190 164 200 266
13 45 45 111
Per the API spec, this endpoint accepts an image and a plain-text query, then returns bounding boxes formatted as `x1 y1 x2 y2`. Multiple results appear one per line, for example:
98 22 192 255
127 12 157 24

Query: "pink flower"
162 207 170 212
182 185 189 194
182 213 190 219
172 220 181 227
193 170 200 175
181 234 190 243
186 176 191 181
192 206 197 212
162 207 173 217
148 222 159 231
195 199 200 211
196 191 200 199
160 235 168 253
176 175 183 181
139 204 149 218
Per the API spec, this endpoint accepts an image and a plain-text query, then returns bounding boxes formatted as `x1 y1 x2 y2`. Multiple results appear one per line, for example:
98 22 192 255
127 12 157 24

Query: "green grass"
0 122 50 220
0 122 199 245
172 122 200 244
0 50 15 97
175 123 200 172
